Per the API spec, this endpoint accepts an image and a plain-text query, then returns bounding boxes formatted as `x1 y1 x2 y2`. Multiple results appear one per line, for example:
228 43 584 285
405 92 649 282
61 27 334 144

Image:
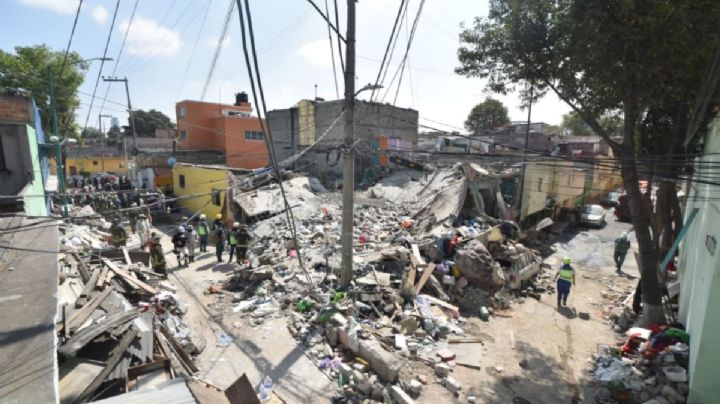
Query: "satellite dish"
167 156 176 167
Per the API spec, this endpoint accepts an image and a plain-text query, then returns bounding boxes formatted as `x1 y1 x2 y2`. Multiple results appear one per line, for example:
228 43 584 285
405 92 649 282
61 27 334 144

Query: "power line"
304 0 346 43
81 0 120 134
374 0 411 101
324 0 340 99
370 0 406 100
383 0 425 104
59 0 84 77
176 0 213 100
98 0 139 123
201 0 235 101
332 0 345 73
117 0 179 73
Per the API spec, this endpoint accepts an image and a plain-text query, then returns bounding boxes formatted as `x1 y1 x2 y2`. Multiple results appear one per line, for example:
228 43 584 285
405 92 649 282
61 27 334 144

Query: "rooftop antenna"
314 84 318 100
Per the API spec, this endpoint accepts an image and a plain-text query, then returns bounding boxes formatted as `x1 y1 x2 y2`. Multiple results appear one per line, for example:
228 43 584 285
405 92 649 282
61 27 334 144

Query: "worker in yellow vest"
197 214 210 252
228 222 241 262
554 256 576 307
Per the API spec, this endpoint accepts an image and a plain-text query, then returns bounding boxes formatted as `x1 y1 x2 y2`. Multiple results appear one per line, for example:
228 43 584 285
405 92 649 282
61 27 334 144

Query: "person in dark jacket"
171 227 189 268
235 225 251 264
614 232 631 273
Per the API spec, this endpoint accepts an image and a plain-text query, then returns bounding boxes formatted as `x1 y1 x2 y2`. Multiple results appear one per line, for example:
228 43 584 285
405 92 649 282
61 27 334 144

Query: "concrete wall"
678 118 720 404
0 124 33 199
172 164 228 218
22 124 48 216
520 160 585 220
49 156 128 176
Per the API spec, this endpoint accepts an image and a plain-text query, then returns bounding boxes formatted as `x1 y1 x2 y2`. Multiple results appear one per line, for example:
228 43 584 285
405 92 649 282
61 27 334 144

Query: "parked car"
579 204 606 227
503 247 542 290
600 191 622 208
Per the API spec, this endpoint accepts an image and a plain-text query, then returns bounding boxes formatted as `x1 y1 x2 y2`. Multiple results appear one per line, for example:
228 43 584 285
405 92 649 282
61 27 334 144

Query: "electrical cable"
81 0 120 135
176 0 213 100
237 0 314 291
118 0 181 73
370 0 406 101
324 0 340 99
58 0 84 77
304 0 346 43
384 0 426 104
375 0 411 101
333 0 345 73
201 0 235 101
97 0 139 123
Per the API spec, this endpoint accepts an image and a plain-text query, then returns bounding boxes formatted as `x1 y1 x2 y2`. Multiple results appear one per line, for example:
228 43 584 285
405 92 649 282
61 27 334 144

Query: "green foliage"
81 127 103 139
0 45 86 136
561 111 622 137
106 124 122 146
465 97 510 134
131 109 175 137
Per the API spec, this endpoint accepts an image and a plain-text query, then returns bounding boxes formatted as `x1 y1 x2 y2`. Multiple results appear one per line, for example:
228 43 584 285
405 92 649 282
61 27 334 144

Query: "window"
244 131 264 140
179 174 186 188
178 106 186 118
179 130 187 140
92 160 98 166
212 189 222 206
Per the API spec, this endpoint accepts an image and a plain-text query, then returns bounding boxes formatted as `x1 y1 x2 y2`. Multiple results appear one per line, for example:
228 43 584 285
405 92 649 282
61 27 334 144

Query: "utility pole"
516 84 533 226
99 114 113 173
102 77 137 183
47 65 69 218
340 0 356 288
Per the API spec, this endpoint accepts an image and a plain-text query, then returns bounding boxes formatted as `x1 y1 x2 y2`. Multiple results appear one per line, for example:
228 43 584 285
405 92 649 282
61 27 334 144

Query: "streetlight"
50 135 77 218
354 83 382 97
80 57 113 63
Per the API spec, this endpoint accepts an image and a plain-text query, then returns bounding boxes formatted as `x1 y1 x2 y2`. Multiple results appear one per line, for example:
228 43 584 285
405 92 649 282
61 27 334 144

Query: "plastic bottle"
259 375 273 401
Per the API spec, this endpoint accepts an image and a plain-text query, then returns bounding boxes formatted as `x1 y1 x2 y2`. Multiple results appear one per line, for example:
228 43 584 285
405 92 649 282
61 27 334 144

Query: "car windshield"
582 205 604 214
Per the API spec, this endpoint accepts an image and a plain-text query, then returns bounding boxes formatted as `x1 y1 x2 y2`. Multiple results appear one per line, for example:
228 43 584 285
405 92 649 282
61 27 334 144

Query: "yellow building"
521 160 585 220
172 163 234 219
49 156 128 176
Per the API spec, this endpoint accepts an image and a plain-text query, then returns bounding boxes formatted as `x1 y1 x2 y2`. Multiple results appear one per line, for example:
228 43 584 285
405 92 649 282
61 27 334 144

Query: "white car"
580 204 606 227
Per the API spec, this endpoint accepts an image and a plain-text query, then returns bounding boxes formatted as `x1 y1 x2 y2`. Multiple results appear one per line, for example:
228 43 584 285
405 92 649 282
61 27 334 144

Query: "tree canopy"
465 97 510 134
0 45 87 137
561 111 623 137
457 0 720 323
131 109 175 137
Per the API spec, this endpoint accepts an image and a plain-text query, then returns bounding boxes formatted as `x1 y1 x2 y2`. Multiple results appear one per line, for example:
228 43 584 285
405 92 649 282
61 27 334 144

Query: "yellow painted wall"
172 164 228 218
522 161 586 219
49 156 128 176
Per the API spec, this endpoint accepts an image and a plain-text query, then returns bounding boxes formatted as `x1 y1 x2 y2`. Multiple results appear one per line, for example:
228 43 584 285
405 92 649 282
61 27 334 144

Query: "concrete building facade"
268 99 418 185
678 117 720 404
0 93 49 216
175 93 268 169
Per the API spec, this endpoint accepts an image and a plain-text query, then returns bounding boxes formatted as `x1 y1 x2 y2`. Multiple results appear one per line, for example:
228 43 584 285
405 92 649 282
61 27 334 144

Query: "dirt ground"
153 213 639 404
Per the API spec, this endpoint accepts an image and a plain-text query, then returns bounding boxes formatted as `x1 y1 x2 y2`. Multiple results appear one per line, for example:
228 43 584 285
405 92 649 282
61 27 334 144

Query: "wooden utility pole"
340 0 356 288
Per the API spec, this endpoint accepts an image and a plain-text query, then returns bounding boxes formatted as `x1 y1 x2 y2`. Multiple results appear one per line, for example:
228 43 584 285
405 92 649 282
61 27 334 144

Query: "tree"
465 97 510 134
131 109 175 137
0 45 86 136
106 124 121 146
561 111 622 136
456 0 720 324
81 127 103 140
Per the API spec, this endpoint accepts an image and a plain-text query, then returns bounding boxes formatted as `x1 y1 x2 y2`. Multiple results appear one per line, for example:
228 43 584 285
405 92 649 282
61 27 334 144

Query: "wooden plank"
103 258 157 294
75 328 139 404
419 294 459 312
414 263 436 294
66 286 115 333
122 248 133 266
410 244 426 266
76 270 101 308
59 309 138 357
72 253 91 283
160 324 199 373
407 266 417 287
96 267 109 289
448 333 495 344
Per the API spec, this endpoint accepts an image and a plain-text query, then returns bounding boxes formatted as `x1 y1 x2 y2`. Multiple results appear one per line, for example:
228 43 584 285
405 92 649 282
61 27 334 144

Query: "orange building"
175 93 269 169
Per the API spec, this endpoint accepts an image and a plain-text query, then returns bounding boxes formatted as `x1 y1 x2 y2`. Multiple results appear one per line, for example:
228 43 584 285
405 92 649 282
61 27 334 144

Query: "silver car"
580 204 606 227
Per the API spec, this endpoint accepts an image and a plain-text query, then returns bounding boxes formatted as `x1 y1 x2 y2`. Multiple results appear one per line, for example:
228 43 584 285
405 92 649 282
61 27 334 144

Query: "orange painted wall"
221 117 269 169
176 99 268 169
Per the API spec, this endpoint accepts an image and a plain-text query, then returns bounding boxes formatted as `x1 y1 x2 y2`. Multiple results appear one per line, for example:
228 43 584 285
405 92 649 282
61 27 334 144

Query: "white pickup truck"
499 245 542 290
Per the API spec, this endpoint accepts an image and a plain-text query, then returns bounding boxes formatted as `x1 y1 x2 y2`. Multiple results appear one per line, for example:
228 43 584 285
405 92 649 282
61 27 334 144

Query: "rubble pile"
590 326 691 404
56 225 202 403
221 165 551 402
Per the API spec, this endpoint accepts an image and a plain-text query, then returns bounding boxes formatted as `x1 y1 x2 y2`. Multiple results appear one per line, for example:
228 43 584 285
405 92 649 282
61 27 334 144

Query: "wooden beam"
414 263 436 294
160 324 199 373
75 328 139 404
59 309 138 357
419 294 459 313
102 258 157 294
66 286 115 334
72 253 91 283
411 244 426 266
76 270 101 308
122 248 133 266
96 267 109 289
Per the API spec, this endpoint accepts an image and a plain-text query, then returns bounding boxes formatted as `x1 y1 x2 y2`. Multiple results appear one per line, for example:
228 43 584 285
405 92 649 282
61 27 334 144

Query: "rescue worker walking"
137 213 151 250
197 214 210 252
172 227 189 268
614 232 631 273
213 224 225 263
235 225 251 265
128 203 139 233
227 222 241 263
149 235 167 275
186 225 199 263
109 219 127 248
554 256 576 307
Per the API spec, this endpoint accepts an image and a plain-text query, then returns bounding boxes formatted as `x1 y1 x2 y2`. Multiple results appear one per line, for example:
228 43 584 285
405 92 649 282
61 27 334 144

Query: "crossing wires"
370 0 407 100
382 0 426 104
201 0 235 101
235 0 315 290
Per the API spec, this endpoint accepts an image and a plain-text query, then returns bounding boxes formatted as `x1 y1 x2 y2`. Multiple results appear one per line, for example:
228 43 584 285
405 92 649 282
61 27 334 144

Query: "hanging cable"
176 0 213 100
333 0 345 73
201 0 235 101
324 0 340 99
384 0 426 104
370 0 406 100
59 0 84 77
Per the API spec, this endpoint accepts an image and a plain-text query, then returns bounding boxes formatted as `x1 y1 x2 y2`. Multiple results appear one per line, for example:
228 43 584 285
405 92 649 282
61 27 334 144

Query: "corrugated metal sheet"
93 378 196 404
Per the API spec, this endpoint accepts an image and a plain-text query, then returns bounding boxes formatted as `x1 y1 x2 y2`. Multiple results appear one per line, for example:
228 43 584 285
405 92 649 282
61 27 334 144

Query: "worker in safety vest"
197 214 210 252
109 218 127 247
227 222 241 262
235 225 251 265
149 234 167 275
554 256 576 307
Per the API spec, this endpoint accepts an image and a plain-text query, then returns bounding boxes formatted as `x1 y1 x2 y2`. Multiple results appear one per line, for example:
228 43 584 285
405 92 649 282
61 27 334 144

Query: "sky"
1 0 570 134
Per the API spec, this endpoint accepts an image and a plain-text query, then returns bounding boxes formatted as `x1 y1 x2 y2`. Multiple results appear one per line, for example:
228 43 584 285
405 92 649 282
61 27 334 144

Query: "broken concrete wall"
454 239 505 292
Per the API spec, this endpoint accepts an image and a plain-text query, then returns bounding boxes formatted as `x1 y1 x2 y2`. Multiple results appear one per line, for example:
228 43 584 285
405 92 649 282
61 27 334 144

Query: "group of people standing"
167 214 252 269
